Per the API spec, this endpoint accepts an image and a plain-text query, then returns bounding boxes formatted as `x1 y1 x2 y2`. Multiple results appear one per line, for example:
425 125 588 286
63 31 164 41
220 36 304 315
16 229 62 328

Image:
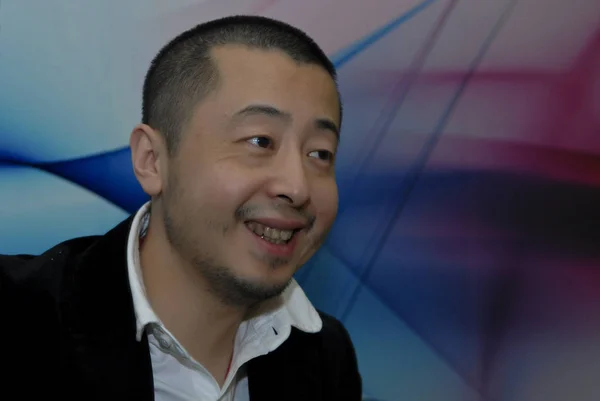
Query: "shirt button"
158 337 170 349
153 328 171 349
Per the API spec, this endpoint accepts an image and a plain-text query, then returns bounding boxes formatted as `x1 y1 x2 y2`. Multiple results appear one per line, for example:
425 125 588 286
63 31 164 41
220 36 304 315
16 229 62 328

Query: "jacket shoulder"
0 236 103 398
287 309 363 399
317 310 362 394
0 236 100 301
248 309 362 400
317 309 353 339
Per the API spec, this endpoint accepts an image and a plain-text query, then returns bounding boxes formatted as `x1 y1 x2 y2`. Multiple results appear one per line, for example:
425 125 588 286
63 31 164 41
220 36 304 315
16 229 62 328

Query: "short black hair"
142 15 339 154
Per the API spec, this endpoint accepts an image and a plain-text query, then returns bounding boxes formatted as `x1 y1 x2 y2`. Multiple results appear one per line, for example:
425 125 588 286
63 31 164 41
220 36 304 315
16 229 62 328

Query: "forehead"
205 45 340 123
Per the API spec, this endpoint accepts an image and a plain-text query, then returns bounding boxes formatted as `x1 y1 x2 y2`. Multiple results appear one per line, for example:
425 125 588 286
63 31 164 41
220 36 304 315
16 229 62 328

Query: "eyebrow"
315 118 339 140
233 104 292 121
232 103 339 139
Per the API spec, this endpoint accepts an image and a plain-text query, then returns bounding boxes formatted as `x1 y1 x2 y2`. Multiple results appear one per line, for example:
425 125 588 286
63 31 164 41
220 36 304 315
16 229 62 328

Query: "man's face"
160 45 340 306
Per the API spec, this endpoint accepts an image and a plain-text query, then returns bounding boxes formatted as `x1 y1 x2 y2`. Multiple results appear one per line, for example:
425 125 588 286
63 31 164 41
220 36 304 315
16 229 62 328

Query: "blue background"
2 1 600 399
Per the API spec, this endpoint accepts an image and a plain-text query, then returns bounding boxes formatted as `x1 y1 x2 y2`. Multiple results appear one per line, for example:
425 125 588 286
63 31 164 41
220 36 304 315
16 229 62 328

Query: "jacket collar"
60 216 154 400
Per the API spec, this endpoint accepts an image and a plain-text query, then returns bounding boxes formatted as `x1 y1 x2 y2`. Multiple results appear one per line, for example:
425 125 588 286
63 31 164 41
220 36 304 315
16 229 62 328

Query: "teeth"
247 222 294 243
253 224 264 236
264 227 277 239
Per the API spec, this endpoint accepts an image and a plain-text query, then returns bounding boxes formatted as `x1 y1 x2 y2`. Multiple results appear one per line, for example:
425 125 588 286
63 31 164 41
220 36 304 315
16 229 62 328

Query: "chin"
226 271 293 306
240 259 296 285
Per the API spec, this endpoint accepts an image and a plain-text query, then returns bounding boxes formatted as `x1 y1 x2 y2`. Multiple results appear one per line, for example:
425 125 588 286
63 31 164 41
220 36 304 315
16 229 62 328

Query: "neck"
138 209 245 385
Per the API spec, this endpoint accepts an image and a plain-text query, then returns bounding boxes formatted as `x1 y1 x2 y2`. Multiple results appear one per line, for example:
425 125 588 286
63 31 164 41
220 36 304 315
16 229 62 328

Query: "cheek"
195 164 265 212
312 182 339 228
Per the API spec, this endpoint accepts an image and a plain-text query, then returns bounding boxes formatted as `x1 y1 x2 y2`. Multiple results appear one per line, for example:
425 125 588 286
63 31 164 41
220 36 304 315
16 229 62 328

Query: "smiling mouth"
245 221 298 245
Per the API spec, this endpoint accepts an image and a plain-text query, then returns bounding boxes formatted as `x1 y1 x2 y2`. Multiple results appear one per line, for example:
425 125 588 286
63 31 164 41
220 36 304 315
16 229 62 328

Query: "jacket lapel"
247 328 324 401
60 217 154 400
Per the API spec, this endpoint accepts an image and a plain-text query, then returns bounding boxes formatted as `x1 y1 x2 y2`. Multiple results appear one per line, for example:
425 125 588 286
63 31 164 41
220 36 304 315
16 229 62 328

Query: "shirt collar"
126 201 322 342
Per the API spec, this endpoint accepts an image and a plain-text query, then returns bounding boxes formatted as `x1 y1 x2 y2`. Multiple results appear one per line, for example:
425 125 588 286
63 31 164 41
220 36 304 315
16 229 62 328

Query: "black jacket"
0 217 362 400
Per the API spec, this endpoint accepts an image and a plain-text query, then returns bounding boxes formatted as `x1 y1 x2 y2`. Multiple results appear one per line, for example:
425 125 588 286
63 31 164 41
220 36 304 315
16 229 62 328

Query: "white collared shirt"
126 202 322 401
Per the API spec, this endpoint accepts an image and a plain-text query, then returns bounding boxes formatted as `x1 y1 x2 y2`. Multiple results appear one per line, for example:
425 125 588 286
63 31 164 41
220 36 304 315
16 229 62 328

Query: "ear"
130 124 165 197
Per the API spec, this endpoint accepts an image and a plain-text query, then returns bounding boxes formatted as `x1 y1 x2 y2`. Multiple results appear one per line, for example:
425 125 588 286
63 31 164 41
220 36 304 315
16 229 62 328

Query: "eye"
247 136 273 149
308 150 334 162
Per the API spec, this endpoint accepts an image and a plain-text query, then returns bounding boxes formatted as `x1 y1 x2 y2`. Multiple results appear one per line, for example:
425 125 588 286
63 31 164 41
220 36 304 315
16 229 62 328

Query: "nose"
266 148 310 208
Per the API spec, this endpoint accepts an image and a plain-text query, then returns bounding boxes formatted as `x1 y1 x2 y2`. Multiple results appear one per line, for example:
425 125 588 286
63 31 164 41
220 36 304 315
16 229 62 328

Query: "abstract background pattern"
1 1 600 399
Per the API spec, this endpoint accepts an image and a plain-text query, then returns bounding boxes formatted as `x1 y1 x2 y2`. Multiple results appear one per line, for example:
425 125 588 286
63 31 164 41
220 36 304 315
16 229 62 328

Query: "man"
0 15 361 401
